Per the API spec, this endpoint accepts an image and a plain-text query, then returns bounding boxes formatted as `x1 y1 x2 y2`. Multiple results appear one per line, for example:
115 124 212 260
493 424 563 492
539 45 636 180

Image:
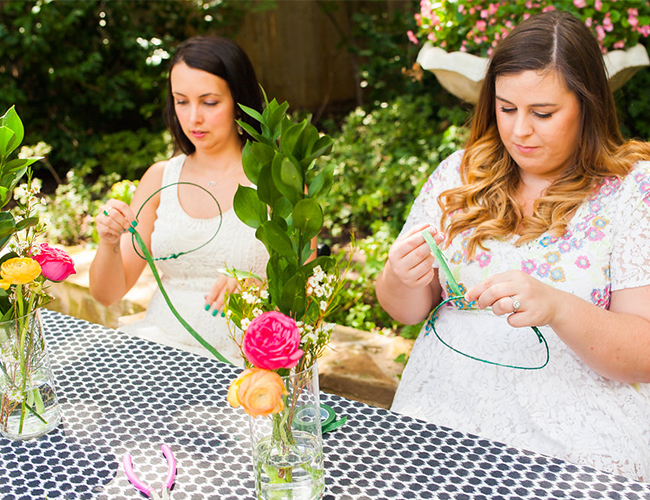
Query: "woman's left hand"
465 270 561 328
204 275 241 317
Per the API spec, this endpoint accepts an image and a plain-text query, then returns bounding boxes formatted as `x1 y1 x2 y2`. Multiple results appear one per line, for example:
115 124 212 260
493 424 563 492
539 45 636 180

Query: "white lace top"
119 155 268 366
390 150 650 481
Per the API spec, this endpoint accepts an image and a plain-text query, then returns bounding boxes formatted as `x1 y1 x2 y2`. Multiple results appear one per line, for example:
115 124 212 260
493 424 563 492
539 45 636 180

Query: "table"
1 311 650 500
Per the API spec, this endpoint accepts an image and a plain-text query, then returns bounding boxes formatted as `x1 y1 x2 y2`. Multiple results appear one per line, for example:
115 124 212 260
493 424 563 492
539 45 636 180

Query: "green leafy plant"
0 107 41 253
410 0 650 56
225 92 347 368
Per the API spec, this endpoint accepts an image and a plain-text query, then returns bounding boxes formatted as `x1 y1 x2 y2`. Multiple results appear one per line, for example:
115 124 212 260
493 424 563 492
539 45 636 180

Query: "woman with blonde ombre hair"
377 10 650 481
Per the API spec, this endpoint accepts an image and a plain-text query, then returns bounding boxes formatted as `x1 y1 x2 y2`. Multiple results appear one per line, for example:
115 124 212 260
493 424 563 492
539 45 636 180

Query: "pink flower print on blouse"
558 241 572 254
421 176 436 194
476 252 491 268
550 267 566 282
575 221 588 232
575 256 590 269
589 201 602 214
591 284 611 309
536 263 551 278
585 227 605 241
521 259 536 274
572 238 584 250
561 229 573 241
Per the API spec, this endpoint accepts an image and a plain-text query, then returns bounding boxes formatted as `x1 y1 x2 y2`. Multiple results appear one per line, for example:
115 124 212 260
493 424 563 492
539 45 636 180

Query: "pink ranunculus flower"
573 0 586 8
242 311 303 370
31 243 76 282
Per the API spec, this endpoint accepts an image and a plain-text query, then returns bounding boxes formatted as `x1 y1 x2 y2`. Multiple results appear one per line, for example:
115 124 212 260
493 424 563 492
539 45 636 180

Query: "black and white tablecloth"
1 311 649 500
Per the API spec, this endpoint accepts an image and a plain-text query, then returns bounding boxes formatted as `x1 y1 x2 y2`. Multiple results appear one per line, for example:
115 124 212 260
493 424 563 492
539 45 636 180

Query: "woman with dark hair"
90 36 268 364
377 11 650 480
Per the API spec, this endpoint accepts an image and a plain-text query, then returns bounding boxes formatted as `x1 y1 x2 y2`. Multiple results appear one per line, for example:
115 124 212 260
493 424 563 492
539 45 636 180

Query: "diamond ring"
511 296 520 313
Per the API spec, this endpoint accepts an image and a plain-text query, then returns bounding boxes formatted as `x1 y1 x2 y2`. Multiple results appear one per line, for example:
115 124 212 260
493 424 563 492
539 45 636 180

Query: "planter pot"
0 310 62 440
417 42 650 104
249 362 324 500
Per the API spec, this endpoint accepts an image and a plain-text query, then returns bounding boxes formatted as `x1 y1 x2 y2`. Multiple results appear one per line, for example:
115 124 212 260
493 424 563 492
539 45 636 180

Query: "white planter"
417 42 650 104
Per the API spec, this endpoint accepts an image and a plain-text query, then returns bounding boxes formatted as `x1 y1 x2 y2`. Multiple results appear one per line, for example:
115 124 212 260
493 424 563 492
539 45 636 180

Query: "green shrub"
322 94 470 242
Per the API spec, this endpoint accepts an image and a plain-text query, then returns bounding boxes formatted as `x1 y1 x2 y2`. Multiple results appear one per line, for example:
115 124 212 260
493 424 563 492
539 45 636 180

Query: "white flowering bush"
408 0 650 57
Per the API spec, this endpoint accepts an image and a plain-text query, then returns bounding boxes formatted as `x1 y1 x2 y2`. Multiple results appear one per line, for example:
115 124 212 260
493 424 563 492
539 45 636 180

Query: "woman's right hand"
386 223 445 289
95 200 137 246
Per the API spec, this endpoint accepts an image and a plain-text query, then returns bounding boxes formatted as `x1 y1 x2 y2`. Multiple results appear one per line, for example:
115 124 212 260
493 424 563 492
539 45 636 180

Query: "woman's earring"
237 123 244 136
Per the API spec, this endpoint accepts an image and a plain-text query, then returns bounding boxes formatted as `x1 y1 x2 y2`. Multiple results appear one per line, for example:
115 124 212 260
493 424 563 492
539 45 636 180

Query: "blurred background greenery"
2 0 649 339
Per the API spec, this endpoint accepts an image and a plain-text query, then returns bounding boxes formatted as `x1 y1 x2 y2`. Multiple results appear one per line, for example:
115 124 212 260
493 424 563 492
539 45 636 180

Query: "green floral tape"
421 230 462 296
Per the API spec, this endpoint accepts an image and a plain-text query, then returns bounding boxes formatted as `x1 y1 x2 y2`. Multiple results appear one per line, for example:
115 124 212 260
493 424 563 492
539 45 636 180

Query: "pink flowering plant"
409 0 650 56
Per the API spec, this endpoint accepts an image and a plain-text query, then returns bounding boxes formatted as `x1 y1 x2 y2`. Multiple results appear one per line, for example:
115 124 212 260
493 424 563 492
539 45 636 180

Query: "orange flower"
227 368 288 418
0 257 41 289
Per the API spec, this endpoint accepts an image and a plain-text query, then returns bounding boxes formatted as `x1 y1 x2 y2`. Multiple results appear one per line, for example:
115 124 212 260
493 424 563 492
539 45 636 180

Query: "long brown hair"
440 11 650 259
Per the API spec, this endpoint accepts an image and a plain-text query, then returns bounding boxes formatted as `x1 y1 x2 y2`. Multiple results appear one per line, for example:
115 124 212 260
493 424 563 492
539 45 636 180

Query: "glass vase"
0 309 62 440
249 362 325 500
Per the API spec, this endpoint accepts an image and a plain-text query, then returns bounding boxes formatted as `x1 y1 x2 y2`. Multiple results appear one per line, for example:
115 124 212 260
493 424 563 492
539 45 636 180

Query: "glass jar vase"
0 309 62 440
249 362 325 500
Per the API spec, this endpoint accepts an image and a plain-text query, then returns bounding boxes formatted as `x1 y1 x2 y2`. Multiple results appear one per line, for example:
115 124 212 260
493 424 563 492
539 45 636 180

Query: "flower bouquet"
224 92 346 500
0 106 76 439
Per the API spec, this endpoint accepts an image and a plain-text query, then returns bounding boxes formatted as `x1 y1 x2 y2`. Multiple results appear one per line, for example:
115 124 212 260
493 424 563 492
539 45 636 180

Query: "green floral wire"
131 182 222 261
126 181 231 364
428 295 550 370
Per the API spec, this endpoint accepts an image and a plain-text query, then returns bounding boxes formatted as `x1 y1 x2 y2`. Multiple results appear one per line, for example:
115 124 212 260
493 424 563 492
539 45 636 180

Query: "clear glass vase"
249 362 325 500
0 309 62 440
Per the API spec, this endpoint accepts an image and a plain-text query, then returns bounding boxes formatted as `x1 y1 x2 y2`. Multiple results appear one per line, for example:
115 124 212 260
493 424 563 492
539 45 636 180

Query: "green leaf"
280 120 308 158
233 185 267 229
292 198 323 240
308 164 334 198
15 216 39 231
272 196 293 220
280 273 307 317
256 162 282 206
256 220 296 261
304 135 334 165
5 157 41 172
268 100 290 140
0 106 23 157
238 103 264 124
238 121 265 144
0 211 17 239
271 155 303 204
293 122 319 161
241 141 274 184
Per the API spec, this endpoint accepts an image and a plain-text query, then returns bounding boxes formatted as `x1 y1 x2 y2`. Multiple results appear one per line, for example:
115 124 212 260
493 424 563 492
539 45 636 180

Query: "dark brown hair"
440 10 650 257
164 36 263 155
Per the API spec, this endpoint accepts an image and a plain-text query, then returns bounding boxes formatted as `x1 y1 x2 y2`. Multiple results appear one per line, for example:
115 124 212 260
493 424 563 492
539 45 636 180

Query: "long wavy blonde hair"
440 11 650 259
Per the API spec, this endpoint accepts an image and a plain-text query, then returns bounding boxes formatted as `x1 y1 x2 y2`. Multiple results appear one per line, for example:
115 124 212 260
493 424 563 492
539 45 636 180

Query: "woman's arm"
89 161 166 306
466 271 650 383
376 224 444 325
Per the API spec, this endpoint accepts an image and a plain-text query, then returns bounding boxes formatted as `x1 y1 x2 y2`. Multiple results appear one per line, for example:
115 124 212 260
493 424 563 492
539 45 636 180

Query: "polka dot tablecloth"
1 311 649 500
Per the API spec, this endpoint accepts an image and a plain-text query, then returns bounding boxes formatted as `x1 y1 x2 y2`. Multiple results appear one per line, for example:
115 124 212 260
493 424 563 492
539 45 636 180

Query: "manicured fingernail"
220 311 225 318
212 309 219 317
131 220 138 227
204 304 210 311
128 227 135 234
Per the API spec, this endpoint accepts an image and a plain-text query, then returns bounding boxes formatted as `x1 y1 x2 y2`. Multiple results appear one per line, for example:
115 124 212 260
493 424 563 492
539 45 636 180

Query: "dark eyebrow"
171 92 221 98
495 95 557 107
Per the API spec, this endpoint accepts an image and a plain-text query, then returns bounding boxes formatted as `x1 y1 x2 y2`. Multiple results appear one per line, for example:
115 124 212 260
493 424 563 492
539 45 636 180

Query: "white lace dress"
119 155 268 366
391 150 650 481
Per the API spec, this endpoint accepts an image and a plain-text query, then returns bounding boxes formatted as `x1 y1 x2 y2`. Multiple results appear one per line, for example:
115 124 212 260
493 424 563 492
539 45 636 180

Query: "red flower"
32 243 76 282
242 311 303 370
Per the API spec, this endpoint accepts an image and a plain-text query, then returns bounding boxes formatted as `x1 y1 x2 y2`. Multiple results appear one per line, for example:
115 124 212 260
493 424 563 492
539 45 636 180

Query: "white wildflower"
260 290 269 299
242 292 257 304
241 318 251 330
320 300 328 312
252 308 263 317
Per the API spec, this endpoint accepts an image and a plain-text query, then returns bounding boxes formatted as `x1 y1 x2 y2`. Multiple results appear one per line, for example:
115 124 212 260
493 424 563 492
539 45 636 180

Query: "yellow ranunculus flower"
227 367 287 418
0 257 42 286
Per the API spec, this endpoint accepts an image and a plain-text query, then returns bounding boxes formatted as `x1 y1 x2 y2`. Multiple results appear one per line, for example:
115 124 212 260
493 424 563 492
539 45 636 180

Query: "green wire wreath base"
427 295 550 370
131 181 223 261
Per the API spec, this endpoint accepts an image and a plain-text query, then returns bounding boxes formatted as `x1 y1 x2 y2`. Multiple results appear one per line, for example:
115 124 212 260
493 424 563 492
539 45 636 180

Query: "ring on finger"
511 296 521 313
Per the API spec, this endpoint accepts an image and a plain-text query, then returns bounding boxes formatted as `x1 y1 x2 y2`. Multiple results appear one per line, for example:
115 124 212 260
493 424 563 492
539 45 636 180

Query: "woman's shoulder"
420 150 465 194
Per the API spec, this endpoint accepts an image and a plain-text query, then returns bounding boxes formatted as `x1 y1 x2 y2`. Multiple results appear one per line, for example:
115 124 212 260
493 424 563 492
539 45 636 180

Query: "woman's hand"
465 270 561 328
386 223 445 289
95 200 137 246
204 274 264 316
